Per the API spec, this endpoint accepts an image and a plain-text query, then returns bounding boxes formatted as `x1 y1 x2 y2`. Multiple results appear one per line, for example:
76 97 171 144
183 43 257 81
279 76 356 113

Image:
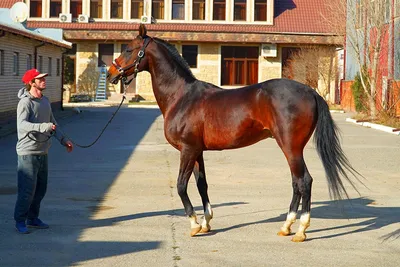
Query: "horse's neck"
148 52 189 114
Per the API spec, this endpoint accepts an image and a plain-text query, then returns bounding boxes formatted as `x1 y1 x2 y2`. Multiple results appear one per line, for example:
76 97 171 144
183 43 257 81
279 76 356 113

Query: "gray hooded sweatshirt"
16 88 67 155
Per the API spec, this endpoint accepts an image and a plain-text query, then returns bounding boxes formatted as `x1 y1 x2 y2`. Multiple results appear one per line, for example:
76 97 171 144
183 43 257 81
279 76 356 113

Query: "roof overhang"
63 30 343 45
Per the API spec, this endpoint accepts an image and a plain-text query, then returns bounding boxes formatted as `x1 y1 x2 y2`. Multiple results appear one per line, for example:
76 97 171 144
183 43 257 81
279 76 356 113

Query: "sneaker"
26 218 49 229
15 221 30 234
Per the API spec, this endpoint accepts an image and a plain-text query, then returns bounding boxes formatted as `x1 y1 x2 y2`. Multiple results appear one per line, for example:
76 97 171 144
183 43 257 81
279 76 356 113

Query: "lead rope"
59 44 144 148
62 80 131 148
25 81 130 148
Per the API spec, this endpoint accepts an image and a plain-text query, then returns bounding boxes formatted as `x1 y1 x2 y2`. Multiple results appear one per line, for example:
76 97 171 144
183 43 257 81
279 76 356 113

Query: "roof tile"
3 0 344 35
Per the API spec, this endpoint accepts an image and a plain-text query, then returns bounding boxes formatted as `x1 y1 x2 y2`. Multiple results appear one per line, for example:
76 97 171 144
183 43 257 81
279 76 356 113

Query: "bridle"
112 36 151 85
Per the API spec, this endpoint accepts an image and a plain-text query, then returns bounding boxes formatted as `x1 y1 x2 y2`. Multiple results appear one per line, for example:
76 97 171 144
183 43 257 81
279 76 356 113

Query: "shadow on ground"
210 197 400 242
0 107 165 266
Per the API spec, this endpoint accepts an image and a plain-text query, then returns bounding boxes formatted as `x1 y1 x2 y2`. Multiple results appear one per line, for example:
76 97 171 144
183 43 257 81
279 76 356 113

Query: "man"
14 68 73 234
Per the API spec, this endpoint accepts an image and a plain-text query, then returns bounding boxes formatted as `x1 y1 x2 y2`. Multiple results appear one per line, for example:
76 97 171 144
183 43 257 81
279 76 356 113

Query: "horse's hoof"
277 229 290 236
190 226 202 237
291 234 306 242
200 225 211 233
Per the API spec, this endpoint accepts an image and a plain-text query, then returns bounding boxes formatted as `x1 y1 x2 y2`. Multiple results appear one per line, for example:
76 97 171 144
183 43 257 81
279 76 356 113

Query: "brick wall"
390 81 400 117
0 32 65 120
340 80 355 112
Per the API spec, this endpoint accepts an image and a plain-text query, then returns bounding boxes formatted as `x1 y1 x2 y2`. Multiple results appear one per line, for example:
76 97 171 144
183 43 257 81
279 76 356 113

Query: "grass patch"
352 113 400 129
328 103 343 111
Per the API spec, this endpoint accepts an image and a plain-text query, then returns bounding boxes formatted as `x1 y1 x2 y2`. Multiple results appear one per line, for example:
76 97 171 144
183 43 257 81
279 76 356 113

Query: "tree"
282 46 338 103
77 53 100 98
324 0 390 119
64 56 75 85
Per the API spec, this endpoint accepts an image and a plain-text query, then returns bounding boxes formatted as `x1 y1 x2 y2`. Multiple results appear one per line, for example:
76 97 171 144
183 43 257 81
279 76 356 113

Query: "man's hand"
51 124 56 131
65 141 73 153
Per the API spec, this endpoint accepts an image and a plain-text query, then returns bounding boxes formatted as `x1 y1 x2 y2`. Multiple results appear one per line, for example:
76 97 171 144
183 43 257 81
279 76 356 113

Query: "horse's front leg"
193 152 213 233
177 148 202 237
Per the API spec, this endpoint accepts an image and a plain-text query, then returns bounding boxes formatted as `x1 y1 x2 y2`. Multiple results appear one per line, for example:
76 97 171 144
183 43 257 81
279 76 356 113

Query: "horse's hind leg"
177 147 202 236
278 152 313 242
277 172 302 236
193 152 213 233
273 119 314 242
292 168 312 242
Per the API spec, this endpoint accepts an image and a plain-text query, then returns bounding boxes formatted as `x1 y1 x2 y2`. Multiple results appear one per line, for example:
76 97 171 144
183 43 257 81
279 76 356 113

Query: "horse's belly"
204 128 272 150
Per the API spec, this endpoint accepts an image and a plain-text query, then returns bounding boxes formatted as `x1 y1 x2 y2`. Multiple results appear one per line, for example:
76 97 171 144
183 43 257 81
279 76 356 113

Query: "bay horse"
107 24 360 242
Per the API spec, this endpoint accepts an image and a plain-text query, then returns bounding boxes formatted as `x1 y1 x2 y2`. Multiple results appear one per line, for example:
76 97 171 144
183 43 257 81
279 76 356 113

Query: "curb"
346 118 400 136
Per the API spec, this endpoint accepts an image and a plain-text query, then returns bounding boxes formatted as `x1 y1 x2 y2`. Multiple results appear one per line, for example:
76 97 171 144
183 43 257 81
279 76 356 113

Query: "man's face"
32 77 46 90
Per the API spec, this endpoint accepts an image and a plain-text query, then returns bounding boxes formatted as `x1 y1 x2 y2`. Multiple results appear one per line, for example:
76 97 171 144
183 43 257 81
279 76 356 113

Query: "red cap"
22 69 48 84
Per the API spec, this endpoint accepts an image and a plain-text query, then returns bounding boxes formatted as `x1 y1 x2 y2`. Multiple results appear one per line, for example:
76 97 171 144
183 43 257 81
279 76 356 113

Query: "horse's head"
107 24 151 85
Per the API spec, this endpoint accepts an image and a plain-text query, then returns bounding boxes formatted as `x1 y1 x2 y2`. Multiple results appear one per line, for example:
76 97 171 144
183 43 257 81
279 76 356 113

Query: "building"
342 0 400 116
0 3 71 125
5 0 343 102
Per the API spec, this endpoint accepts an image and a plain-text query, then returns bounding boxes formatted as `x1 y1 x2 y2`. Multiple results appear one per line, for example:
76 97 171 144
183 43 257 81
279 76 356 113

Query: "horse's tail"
313 93 361 200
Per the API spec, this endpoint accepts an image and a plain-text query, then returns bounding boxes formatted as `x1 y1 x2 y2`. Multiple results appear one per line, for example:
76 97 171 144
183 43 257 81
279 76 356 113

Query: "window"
71 0 82 18
221 46 259 86
182 45 198 68
30 0 42 17
152 0 165 19
13 52 19 76
234 0 246 21
98 44 114 66
111 0 123 19
50 0 62 18
254 0 267 21
0 50 4 75
48 57 52 76
193 0 205 20
56 58 61 76
38 56 43 72
213 0 225 20
131 0 143 19
26 54 32 70
91 0 103 18
172 0 185 20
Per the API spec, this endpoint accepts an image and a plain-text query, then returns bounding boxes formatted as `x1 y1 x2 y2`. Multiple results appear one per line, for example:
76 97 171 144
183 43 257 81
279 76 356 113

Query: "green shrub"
351 72 369 113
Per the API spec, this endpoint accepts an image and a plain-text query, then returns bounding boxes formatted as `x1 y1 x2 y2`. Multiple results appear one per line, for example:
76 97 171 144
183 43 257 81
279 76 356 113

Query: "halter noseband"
112 37 151 84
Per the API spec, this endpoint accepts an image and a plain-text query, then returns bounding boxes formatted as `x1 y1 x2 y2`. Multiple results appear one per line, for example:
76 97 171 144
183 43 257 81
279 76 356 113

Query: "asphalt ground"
0 106 399 267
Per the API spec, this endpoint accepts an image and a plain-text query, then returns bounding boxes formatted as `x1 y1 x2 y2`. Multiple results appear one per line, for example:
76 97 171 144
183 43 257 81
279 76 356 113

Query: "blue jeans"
14 154 48 223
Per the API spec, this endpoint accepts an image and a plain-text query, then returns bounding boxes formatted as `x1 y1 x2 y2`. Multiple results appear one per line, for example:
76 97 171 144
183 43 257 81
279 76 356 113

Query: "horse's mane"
153 37 196 80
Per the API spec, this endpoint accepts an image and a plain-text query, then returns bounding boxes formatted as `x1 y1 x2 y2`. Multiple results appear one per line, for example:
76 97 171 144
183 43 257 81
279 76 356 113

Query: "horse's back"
201 79 318 149
165 78 319 151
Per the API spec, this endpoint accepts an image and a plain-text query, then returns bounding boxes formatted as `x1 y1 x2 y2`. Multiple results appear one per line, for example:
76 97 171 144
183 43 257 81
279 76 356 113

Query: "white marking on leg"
297 212 310 235
201 203 213 230
189 212 200 229
280 212 297 234
189 212 202 236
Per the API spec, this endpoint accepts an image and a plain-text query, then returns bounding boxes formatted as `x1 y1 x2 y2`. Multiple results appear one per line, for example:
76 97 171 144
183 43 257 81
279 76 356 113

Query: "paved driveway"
0 107 399 267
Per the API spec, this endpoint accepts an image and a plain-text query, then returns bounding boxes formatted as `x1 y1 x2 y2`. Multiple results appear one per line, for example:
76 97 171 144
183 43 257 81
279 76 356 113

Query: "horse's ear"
139 23 147 38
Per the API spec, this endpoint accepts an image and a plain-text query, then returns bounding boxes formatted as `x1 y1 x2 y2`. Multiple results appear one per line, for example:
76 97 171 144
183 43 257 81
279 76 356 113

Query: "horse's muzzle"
108 73 121 84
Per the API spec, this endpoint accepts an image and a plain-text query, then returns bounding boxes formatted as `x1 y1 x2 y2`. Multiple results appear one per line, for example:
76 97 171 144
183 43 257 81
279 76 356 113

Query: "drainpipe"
34 42 45 68
391 0 395 80
60 50 68 111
